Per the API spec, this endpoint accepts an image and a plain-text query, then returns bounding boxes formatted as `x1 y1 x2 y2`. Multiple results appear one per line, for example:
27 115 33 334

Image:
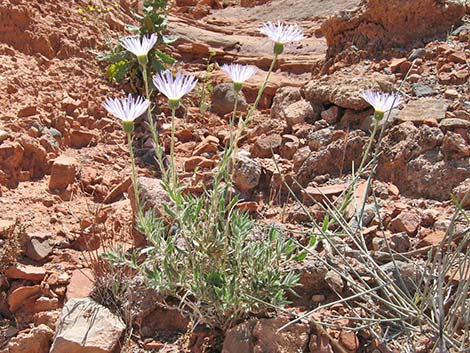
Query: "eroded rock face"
376 122 470 200
320 0 465 59
50 297 126 353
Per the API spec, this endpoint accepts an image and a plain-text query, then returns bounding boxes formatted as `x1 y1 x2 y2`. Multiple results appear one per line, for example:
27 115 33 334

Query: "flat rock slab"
50 297 126 353
398 98 448 123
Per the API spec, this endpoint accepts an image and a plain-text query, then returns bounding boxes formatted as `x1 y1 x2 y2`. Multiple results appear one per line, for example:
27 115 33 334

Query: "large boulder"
320 0 465 58
50 297 126 353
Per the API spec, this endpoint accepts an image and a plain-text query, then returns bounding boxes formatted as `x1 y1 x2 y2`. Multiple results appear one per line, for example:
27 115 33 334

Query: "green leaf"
106 60 133 82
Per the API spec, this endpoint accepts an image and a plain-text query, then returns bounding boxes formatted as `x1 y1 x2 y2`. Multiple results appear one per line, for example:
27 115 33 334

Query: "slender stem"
141 64 166 179
127 132 143 218
229 93 239 148
170 107 177 187
358 118 379 173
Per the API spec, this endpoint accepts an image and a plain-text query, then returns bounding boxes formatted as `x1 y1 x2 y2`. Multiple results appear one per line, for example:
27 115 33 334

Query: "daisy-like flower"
102 94 150 133
360 90 402 120
259 21 304 55
120 34 158 66
221 63 258 92
152 70 198 109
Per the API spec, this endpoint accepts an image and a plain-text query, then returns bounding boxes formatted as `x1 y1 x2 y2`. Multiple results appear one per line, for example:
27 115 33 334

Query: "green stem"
170 107 177 187
127 132 143 219
141 64 166 179
358 118 379 173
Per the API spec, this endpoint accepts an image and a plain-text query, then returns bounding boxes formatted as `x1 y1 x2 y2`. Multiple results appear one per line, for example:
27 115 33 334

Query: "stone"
339 330 359 353
25 235 53 261
418 229 445 248
389 57 407 73
453 178 470 209
222 317 309 353
0 141 24 169
211 83 248 116
8 285 42 313
309 335 334 353
102 177 132 204
412 83 435 97
251 134 282 158
302 183 348 205
271 86 302 120
279 135 299 159
1 324 54 353
49 155 78 190
324 270 344 294
66 268 94 301
303 71 394 110
372 232 411 253
444 89 459 99
128 177 170 219
0 219 15 236
398 98 448 123
0 129 10 143
17 105 38 118
440 118 470 129
284 100 321 127
232 151 262 192
320 105 339 124
308 127 333 151
442 131 470 159
184 156 216 172
389 212 420 236
320 0 465 58
5 264 46 281
50 297 126 353
69 129 97 148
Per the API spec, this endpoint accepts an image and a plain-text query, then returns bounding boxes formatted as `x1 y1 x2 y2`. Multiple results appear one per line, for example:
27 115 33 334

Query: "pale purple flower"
120 34 158 57
152 70 197 101
221 63 258 84
259 21 304 45
360 90 402 113
102 94 150 122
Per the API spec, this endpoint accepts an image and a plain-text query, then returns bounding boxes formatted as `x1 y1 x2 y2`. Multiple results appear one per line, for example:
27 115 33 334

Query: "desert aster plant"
259 21 304 55
221 63 258 92
120 34 158 66
102 94 150 133
153 70 198 109
360 90 402 120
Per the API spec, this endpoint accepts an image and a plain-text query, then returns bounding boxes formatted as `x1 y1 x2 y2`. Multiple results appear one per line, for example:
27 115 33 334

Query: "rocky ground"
1 0 470 352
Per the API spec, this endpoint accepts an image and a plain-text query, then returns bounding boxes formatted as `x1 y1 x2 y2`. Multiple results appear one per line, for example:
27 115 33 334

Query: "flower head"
221 63 258 92
360 90 402 120
153 70 197 108
259 21 304 54
102 94 150 132
120 34 157 65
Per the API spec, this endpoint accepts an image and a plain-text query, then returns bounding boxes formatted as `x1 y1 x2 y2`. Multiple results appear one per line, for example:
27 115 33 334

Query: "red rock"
8 285 42 312
69 128 97 148
184 156 217 172
192 136 220 156
449 51 467 64
389 212 421 236
103 177 132 204
0 141 24 169
49 155 78 190
280 134 299 159
309 334 334 353
302 183 348 205
418 229 445 248
321 105 339 124
0 219 15 236
389 57 407 73
444 89 459 99
339 330 359 352
5 264 47 282
1 324 54 353
251 134 282 158
17 105 38 118
66 268 94 301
